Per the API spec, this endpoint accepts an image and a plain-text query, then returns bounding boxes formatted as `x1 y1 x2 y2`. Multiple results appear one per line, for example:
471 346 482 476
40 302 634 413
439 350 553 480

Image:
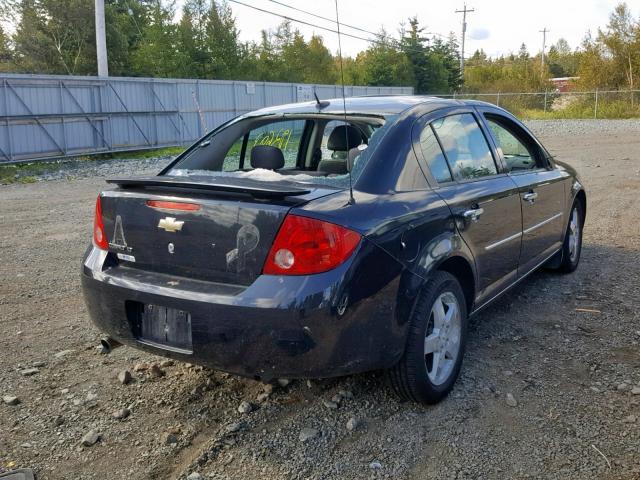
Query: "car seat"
318 125 363 175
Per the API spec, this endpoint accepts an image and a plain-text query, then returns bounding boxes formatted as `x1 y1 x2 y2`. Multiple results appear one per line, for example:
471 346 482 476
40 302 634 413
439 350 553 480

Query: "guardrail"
0 74 413 164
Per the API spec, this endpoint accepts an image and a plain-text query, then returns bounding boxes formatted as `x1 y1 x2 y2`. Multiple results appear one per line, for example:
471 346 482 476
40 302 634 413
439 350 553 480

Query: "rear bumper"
81 241 409 381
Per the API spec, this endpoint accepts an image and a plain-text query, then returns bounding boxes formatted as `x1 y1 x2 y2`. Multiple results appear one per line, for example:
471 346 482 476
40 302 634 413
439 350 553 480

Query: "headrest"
250 145 285 170
327 125 362 151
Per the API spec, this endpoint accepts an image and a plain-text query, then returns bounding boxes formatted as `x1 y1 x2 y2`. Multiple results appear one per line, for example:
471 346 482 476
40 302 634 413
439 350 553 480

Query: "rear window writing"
252 128 293 150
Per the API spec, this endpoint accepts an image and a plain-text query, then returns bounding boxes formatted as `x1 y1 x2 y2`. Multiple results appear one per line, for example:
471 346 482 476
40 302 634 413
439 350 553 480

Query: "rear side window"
431 114 497 181
419 125 452 183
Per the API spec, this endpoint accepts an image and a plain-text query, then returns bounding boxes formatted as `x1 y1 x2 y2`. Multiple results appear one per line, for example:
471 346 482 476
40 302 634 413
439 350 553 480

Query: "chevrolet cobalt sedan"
81 96 585 404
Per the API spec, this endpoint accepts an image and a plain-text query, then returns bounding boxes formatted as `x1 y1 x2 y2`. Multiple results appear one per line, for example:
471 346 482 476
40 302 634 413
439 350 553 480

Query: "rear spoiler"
107 176 311 199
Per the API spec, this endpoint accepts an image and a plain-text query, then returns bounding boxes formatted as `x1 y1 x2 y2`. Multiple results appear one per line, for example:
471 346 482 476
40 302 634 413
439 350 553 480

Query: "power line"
266 0 380 39
227 0 380 45
265 0 446 41
227 0 449 57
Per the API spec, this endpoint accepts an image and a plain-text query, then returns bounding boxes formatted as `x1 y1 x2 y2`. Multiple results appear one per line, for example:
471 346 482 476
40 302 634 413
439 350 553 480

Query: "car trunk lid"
99 175 338 285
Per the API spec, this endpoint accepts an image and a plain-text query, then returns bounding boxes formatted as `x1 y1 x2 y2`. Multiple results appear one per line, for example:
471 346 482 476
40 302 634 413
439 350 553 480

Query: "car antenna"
334 0 355 205
314 90 330 109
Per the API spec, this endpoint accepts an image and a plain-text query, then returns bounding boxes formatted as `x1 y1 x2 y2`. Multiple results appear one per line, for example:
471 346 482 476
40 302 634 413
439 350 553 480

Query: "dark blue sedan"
81 96 586 404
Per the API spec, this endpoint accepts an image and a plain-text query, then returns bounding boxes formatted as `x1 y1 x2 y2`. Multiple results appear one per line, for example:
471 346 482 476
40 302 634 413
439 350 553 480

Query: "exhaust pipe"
100 336 122 354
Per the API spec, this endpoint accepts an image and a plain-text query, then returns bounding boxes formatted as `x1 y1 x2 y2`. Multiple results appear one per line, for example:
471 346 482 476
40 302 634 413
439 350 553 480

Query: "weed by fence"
438 90 640 119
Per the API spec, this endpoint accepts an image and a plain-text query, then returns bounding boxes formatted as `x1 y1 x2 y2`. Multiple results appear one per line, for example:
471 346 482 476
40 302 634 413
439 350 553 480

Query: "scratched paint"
226 224 260 273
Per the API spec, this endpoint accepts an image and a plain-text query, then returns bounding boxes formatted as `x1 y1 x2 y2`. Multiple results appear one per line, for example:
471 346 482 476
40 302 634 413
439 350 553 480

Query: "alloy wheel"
424 291 462 385
568 206 580 262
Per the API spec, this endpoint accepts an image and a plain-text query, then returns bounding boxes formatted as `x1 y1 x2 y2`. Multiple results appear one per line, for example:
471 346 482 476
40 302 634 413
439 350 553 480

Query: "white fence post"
594 89 599 119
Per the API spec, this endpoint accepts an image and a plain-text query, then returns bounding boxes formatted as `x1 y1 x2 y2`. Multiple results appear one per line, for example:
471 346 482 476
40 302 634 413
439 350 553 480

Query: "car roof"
246 95 493 117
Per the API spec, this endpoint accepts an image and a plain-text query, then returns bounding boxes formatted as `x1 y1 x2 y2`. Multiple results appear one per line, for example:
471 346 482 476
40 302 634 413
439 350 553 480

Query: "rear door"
478 108 566 274
414 108 523 305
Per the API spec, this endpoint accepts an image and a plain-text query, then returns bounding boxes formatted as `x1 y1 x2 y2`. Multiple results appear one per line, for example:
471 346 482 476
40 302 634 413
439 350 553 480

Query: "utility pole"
539 27 549 73
95 0 108 77
455 4 474 75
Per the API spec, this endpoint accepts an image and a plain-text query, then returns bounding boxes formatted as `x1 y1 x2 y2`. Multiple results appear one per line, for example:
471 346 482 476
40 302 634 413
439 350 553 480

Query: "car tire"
555 200 584 273
387 271 468 404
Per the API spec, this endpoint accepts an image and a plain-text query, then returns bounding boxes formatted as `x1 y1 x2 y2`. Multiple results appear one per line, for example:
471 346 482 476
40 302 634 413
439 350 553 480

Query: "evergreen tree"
0 24 13 72
359 31 413 87
12 0 57 73
401 17 449 93
547 38 579 77
104 0 149 76
130 0 182 77
176 0 209 78
204 0 241 79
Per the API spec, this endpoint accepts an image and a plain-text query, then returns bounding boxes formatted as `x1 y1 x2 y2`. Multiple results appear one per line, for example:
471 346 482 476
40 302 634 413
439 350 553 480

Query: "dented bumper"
80 239 409 381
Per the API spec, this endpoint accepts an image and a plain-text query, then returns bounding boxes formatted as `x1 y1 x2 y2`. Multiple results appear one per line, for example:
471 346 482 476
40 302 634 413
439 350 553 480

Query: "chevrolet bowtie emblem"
158 217 184 233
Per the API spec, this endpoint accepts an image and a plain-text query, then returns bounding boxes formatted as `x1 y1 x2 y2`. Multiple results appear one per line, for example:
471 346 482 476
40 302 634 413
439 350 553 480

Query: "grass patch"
0 162 58 184
91 146 185 161
0 146 185 184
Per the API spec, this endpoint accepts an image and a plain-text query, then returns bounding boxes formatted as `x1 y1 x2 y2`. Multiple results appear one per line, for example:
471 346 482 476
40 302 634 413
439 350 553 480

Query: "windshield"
166 114 397 189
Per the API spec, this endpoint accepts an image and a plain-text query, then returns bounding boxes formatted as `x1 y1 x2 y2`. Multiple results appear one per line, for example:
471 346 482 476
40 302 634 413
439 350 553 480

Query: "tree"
301 34 336 84
204 0 242 79
104 0 149 77
597 2 639 90
0 25 12 72
576 31 615 89
431 34 462 92
176 0 209 78
547 38 579 77
401 17 450 93
12 0 56 73
355 30 413 87
130 0 182 77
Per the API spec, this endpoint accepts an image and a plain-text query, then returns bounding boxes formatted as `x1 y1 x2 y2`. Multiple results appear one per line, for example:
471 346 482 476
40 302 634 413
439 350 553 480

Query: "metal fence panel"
0 74 413 163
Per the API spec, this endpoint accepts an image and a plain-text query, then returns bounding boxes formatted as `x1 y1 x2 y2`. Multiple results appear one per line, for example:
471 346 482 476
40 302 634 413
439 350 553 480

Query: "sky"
213 0 640 58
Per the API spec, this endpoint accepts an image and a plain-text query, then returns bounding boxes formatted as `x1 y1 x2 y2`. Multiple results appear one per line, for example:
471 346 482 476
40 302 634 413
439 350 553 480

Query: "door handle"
523 192 538 203
462 207 484 222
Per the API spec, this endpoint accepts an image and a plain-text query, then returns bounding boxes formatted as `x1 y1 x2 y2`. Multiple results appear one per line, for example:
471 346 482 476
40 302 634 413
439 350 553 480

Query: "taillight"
93 195 109 250
263 214 361 275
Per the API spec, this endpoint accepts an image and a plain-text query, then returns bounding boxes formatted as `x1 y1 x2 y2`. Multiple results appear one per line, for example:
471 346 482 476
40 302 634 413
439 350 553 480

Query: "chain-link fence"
438 90 640 119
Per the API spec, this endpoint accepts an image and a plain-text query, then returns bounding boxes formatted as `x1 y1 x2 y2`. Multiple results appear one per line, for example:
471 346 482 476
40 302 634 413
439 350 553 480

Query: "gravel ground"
0 119 639 480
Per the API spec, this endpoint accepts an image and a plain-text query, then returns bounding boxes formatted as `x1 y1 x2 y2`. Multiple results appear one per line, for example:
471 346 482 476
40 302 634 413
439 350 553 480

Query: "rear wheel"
387 271 468 404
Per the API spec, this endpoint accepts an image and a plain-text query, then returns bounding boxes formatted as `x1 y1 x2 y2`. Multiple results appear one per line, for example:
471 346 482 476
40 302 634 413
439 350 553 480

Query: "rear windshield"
166 114 396 188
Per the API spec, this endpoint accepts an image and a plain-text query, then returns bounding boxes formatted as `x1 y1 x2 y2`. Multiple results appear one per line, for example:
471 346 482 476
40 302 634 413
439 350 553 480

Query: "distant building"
550 77 579 93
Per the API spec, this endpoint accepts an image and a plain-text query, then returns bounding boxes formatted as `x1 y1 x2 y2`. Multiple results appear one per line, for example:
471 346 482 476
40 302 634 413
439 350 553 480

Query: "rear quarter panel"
297 187 476 334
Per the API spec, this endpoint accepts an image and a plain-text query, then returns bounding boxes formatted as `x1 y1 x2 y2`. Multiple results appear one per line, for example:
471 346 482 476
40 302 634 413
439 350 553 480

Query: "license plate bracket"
137 304 193 354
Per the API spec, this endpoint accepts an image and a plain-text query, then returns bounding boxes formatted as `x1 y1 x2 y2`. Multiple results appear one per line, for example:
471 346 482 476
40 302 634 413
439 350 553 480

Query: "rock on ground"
2 395 20 406
299 428 319 442
80 430 101 447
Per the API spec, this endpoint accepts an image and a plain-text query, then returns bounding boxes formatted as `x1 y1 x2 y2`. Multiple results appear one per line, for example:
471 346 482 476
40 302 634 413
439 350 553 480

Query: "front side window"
485 117 539 172
431 113 497 181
